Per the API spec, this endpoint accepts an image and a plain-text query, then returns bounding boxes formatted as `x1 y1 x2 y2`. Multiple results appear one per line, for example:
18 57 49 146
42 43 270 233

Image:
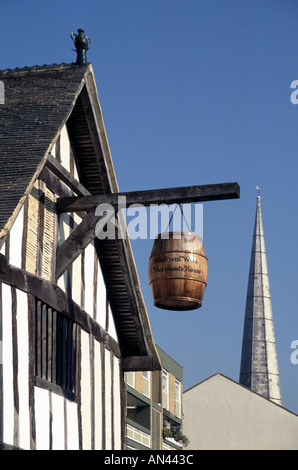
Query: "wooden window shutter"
151 408 162 450
35 298 77 398
25 181 40 275
42 187 55 281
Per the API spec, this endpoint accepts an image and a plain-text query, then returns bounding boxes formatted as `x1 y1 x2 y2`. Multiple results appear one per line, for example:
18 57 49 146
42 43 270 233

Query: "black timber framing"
55 182 240 279
43 155 157 363
0 65 162 384
94 228 150 361
0 254 120 360
0 254 158 370
36 155 157 366
45 154 90 197
54 182 240 366
57 182 240 213
56 209 98 280
66 84 116 195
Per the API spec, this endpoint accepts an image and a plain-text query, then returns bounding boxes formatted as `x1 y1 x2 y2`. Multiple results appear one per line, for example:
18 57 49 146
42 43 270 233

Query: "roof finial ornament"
256 185 261 198
71 28 92 66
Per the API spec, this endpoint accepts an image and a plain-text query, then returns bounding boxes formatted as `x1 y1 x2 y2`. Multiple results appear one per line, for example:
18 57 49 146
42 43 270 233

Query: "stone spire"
239 191 282 405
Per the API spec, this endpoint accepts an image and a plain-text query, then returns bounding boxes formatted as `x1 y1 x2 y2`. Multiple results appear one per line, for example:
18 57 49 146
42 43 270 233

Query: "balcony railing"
127 423 150 448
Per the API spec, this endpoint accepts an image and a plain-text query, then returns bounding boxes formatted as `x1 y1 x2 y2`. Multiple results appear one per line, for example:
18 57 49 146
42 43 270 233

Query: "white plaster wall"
66 399 79 450
34 387 50 450
84 243 95 317
51 392 65 450
60 125 71 173
58 212 71 294
105 349 112 450
72 251 82 306
94 340 102 449
107 303 118 342
9 206 24 268
2 286 30 449
2 284 14 446
16 289 30 450
34 387 79 450
80 329 92 450
113 357 122 449
96 261 106 327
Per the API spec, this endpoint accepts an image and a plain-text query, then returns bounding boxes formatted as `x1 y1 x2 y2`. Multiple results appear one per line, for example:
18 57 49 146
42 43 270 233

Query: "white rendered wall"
16 290 30 450
2 284 14 446
9 206 24 269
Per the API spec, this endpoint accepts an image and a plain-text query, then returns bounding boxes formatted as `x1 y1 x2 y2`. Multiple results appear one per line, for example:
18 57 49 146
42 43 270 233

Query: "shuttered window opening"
25 181 40 275
35 298 77 400
42 188 56 282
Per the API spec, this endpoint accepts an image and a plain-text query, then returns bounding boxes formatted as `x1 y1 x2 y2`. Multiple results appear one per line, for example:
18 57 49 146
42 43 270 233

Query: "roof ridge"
0 62 89 76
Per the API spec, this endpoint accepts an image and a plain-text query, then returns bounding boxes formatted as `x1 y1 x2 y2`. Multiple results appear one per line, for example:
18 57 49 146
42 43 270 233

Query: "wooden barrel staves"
148 232 208 310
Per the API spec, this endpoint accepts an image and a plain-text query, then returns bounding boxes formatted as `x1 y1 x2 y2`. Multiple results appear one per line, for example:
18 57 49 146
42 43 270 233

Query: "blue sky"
1 0 298 413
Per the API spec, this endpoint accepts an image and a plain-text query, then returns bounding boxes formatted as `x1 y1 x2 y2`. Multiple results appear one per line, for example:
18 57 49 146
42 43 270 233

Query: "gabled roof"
0 63 87 237
184 372 295 415
183 372 298 450
0 63 160 370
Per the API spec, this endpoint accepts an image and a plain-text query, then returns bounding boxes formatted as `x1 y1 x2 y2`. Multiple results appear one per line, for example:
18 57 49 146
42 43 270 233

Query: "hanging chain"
165 203 192 233
180 203 191 232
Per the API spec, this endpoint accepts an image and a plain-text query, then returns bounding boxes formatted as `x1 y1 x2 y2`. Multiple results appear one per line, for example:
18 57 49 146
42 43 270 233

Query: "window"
175 379 181 418
142 371 150 398
35 298 77 400
162 369 169 410
125 371 135 388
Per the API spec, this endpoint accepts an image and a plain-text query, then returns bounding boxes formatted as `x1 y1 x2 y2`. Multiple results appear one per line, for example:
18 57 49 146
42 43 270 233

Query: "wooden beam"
122 356 159 372
57 182 240 213
55 210 99 279
45 154 91 196
0 255 121 359
56 212 152 357
55 181 240 280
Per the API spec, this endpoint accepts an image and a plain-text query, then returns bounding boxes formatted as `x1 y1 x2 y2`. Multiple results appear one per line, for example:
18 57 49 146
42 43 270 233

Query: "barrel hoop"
154 296 202 304
150 249 207 257
149 277 207 285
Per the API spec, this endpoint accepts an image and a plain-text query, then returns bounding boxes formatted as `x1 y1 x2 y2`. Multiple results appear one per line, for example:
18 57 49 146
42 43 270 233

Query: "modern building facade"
183 374 298 450
125 345 185 450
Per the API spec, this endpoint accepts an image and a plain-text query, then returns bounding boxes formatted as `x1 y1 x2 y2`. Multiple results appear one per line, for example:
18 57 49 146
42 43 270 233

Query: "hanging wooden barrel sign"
148 232 208 310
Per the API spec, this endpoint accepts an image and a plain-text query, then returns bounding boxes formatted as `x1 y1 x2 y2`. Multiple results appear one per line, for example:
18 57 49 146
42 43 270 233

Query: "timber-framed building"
0 62 161 450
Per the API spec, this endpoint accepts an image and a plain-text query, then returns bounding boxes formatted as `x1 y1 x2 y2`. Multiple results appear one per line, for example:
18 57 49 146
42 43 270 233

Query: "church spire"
239 191 282 405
